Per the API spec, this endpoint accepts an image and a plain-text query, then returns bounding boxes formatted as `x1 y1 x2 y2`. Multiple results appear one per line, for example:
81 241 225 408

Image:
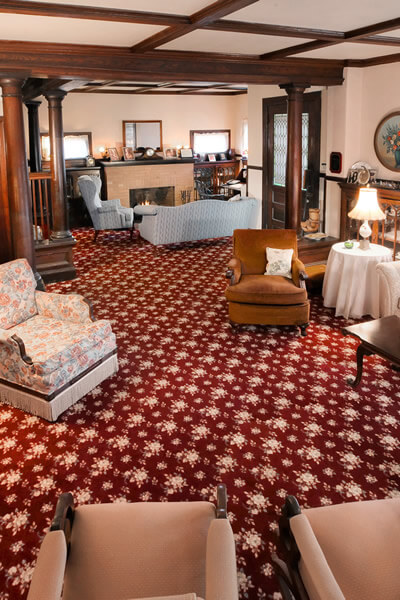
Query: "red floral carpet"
1 229 400 599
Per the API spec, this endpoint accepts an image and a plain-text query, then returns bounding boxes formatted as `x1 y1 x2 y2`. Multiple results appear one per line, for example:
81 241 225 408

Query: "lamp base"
359 238 370 250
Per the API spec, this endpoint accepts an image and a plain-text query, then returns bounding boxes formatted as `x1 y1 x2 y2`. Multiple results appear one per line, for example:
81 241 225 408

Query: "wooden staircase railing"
29 172 52 242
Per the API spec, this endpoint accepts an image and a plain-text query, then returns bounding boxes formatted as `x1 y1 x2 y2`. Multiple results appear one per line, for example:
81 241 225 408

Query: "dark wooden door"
0 117 12 263
262 92 321 229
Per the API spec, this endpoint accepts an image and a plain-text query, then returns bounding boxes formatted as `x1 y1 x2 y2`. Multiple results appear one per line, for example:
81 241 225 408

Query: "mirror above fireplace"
123 120 163 151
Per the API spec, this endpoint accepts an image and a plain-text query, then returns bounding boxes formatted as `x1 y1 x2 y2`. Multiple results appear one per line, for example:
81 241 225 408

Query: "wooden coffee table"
342 316 400 387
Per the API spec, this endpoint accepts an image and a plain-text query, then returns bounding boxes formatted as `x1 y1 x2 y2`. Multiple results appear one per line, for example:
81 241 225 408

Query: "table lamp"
347 187 385 250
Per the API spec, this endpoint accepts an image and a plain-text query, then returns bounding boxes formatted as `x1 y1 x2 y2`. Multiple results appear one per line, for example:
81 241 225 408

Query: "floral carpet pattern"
1 229 400 599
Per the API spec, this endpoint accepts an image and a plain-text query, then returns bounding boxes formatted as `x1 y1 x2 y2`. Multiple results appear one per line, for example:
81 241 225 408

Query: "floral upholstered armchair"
0 259 118 421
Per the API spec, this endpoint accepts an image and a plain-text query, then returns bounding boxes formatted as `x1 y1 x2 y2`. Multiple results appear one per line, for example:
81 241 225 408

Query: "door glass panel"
302 113 309 190
273 112 309 187
273 113 287 187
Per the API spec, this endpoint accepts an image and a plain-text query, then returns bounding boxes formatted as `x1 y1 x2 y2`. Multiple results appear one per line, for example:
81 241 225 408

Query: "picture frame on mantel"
123 146 135 161
164 148 177 159
374 111 400 172
107 147 120 162
180 148 193 159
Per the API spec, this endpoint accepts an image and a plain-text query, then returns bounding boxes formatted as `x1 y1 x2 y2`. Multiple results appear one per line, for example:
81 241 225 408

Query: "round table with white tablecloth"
322 242 392 319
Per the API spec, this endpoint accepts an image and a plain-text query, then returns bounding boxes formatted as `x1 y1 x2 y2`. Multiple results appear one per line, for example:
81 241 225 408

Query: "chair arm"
98 204 117 213
289 514 345 600
226 258 242 285
35 291 94 323
134 205 158 216
292 258 308 289
205 519 238 600
0 330 33 365
101 199 121 209
27 530 67 600
376 261 400 316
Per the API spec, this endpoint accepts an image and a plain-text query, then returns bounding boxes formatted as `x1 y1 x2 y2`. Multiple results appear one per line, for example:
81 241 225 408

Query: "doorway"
262 92 321 229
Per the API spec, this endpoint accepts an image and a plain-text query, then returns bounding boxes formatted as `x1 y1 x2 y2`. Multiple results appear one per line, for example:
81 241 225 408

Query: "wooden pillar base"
35 237 76 283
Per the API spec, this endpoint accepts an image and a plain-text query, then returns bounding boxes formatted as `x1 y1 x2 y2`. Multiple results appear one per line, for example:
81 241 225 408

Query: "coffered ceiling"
0 0 399 96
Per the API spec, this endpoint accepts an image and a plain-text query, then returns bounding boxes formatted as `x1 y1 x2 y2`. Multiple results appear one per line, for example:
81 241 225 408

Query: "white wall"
35 92 241 157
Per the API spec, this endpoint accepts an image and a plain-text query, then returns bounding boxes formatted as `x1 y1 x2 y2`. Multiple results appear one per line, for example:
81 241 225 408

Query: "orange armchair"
225 229 310 335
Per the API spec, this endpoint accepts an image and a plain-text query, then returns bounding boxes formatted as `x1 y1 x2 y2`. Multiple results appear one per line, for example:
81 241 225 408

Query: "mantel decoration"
374 112 400 172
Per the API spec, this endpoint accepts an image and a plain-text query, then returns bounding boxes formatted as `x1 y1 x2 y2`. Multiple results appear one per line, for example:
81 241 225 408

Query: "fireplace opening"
129 186 175 208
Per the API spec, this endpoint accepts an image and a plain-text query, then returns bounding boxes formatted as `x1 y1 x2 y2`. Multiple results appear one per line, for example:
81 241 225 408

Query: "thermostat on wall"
329 152 342 174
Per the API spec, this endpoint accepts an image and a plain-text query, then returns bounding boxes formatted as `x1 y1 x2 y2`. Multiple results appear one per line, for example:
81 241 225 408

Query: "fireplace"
129 186 174 208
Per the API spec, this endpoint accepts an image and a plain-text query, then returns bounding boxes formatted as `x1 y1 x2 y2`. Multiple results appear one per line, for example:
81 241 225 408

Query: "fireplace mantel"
99 158 195 168
101 161 195 207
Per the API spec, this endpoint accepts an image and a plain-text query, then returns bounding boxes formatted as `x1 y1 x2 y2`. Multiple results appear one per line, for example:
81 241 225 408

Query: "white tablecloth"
322 242 392 318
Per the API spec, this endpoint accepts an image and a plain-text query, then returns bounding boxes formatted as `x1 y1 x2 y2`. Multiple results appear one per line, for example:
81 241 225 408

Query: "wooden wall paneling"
0 116 12 263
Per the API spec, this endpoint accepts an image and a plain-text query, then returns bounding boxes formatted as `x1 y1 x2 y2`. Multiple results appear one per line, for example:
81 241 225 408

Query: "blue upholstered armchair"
78 175 134 241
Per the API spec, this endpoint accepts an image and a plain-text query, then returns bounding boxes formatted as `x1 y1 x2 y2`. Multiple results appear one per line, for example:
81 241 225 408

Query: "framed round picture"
374 111 400 172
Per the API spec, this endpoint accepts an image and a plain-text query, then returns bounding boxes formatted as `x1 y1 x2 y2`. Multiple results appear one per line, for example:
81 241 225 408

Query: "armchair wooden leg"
94 230 99 242
229 320 239 333
299 323 309 337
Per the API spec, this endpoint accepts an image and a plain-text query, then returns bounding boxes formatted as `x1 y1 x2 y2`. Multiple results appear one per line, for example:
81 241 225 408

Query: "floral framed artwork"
374 112 400 172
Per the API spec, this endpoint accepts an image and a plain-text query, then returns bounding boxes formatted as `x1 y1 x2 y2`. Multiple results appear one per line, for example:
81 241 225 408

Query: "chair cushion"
265 247 293 278
62 502 216 600
225 274 307 305
298 498 400 600
0 258 37 329
0 315 116 395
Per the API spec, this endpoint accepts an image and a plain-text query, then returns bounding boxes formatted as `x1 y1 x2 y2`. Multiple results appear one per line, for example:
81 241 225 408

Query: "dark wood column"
44 90 72 240
24 99 42 173
0 77 43 286
280 83 309 233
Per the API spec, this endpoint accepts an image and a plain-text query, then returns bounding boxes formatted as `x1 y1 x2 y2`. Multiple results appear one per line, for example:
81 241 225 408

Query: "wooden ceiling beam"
0 40 344 86
83 79 116 92
345 16 400 40
21 76 86 100
206 19 400 46
70 88 247 96
260 39 334 60
206 20 344 41
260 16 400 60
0 0 189 25
130 0 258 53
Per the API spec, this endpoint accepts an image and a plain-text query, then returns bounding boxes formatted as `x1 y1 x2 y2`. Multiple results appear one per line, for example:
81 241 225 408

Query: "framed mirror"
123 120 163 151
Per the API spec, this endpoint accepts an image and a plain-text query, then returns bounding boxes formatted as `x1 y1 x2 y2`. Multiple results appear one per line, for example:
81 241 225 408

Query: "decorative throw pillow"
264 247 293 279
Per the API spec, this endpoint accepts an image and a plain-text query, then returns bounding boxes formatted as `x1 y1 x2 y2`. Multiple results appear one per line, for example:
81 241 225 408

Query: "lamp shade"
348 187 385 221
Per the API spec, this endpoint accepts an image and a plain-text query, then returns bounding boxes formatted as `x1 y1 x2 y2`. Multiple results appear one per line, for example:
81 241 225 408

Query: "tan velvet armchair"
273 495 400 600
225 229 310 335
27 485 238 600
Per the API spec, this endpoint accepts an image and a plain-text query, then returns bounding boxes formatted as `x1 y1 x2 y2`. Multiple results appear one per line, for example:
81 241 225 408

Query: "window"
40 132 92 161
190 130 231 154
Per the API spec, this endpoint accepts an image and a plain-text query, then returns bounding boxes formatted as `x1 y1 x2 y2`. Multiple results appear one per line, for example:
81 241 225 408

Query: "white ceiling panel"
160 30 312 54
298 42 400 60
0 13 164 45
225 0 400 33
376 29 400 39
29 0 210 15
